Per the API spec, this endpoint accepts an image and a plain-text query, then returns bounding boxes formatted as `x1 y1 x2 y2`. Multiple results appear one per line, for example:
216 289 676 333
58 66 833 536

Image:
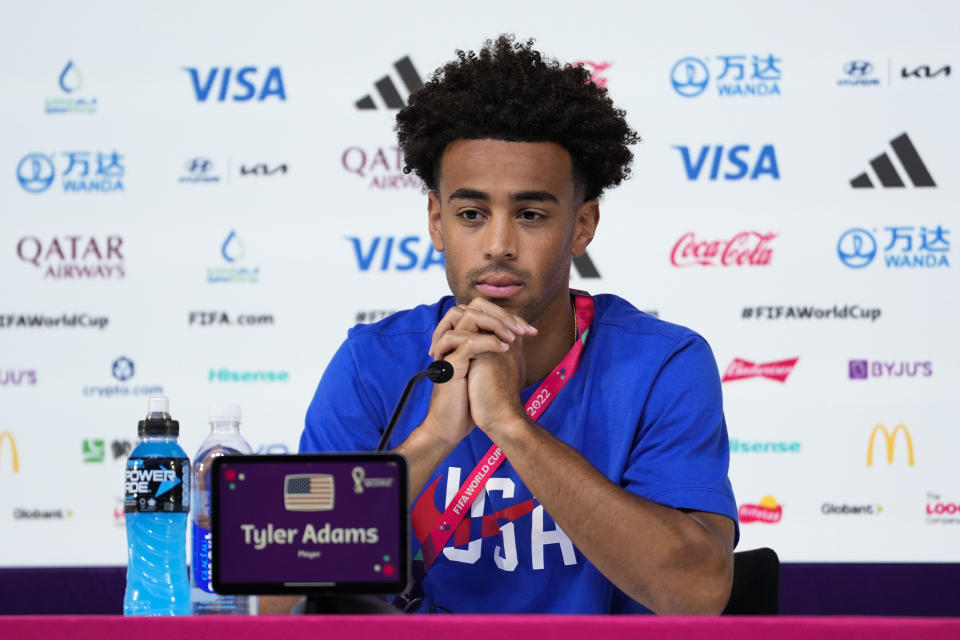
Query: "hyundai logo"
185 158 214 174
843 60 874 77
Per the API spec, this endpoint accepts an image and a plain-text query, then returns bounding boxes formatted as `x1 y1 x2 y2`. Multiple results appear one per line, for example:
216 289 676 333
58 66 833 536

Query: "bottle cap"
138 395 180 436
209 402 241 424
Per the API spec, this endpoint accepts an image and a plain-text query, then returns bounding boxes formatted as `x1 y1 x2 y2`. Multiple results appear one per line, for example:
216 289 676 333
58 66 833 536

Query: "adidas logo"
851 133 936 188
355 56 424 110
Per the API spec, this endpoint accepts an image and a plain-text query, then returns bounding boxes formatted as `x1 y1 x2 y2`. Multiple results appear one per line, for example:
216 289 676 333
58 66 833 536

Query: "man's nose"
483 213 517 260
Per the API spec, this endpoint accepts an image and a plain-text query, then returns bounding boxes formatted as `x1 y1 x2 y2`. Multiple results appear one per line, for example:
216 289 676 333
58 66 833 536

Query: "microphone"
375 361 453 451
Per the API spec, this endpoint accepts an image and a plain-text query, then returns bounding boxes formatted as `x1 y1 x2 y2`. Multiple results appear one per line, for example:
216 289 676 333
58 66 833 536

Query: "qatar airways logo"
670 231 776 267
722 357 798 383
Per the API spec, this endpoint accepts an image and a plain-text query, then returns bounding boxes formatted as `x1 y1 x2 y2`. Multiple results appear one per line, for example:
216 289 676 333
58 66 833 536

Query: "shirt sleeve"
299 333 387 453
624 333 739 539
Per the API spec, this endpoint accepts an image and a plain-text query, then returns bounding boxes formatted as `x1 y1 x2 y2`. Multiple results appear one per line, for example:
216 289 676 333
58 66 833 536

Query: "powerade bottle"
123 396 191 615
191 402 255 615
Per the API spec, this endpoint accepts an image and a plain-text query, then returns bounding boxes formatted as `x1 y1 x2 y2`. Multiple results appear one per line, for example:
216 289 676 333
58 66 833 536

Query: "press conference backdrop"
0 0 958 569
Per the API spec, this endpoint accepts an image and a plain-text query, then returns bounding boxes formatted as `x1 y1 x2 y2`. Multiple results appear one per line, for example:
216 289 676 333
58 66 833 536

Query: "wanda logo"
670 231 776 267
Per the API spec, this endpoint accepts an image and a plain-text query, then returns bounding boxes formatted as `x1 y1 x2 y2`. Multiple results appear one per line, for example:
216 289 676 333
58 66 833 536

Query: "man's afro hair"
396 35 639 201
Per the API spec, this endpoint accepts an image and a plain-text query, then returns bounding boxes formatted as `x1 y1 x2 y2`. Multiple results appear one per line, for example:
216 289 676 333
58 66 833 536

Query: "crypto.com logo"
867 424 915 467
0 431 19 472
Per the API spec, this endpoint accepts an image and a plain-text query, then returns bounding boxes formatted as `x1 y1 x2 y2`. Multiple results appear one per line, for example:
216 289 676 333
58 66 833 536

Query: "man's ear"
571 199 599 257
427 190 444 252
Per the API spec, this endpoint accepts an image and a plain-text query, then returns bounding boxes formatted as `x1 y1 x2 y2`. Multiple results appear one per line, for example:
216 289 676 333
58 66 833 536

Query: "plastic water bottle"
191 402 256 615
123 396 191 615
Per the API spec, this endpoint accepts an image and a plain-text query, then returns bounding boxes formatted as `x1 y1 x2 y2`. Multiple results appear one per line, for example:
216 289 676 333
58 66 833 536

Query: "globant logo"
179 158 221 184
674 144 779 180
13 508 73 521
182 66 286 102
0 313 109 330
671 54 781 98
926 492 960 525
739 496 782 524
208 368 289 383
16 151 124 194
208 231 260 283
821 503 883 515
348 236 444 271
837 60 881 87
0 369 37 387
45 60 98 114
722 357 798 383
742 304 881 321
671 231 776 267
849 360 932 379
837 226 949 269
82 356 164 398
342 146 423 190
17 235 125 280
730 439 800 454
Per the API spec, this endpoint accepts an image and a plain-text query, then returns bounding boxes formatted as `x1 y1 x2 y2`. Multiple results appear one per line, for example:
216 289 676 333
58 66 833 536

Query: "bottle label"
192 520 215 592
124 457 190 513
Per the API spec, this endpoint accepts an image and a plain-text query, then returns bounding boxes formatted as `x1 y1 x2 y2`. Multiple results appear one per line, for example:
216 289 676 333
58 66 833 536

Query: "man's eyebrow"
446 189 560 204
448 188 489 202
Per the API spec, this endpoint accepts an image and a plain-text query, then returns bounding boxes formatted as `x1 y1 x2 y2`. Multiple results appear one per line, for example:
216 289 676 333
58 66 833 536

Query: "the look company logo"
342 146 423 190
0 431 19 473
742 305 881 321
183 66 286 102
926 492 960 525
722 357 798 383
17 235 125 280
738 496 782 524
356 56 424 109
837 226 949 269
208 230 260 283
0 369 37 387
46 60 97 114
674 144 779 180
671 54 781 98
849 360 932 380
867 424 914 467
851 133 936 189
179 158 220 184
671 231 776 267
82 356 164 399
573 60 612 88
82 438 133 463
16 151 125 194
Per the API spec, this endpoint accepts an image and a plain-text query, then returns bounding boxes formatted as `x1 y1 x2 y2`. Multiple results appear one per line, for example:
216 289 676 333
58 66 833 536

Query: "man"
299 35 737 614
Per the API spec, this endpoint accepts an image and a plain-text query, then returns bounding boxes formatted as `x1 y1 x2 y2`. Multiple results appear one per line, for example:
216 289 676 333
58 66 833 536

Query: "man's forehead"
437 139 577 199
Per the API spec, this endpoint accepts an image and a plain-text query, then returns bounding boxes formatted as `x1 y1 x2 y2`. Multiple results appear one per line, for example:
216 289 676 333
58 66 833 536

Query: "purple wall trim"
1 564 958 616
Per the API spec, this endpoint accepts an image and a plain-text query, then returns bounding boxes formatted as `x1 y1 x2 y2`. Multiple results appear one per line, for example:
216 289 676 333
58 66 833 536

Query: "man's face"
428 139 597 324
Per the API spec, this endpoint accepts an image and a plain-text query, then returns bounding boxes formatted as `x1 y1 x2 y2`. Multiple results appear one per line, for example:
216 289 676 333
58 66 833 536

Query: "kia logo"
843 60 874 76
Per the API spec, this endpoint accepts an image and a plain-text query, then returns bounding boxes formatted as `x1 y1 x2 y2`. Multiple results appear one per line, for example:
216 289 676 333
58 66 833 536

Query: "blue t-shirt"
300 293 738 613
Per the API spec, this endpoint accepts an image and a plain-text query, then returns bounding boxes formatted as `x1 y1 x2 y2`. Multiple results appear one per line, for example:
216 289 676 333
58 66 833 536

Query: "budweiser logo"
670 231 776 267
722 357 798 383
739 496 782 524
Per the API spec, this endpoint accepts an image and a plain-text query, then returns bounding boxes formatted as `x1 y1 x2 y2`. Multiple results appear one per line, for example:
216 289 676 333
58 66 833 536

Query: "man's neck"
522 289 576 387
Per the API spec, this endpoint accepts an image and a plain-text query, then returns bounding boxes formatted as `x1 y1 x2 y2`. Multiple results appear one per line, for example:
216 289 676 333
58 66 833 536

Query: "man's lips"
475 275 523 298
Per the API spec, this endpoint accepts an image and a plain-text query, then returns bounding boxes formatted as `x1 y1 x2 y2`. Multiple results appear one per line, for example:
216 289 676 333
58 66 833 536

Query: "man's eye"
519 210 543 221
459 210 482 221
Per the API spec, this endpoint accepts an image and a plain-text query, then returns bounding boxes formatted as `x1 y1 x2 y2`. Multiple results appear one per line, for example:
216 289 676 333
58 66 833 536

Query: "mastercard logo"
738 495 783 524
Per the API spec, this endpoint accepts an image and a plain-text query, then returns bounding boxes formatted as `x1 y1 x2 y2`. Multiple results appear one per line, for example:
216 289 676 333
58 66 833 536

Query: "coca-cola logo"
17 235 124 280
722 357 798 383
670 231 776 267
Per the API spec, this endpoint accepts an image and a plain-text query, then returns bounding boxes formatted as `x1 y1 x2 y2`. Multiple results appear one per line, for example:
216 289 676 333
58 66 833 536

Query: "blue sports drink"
123 396 191 616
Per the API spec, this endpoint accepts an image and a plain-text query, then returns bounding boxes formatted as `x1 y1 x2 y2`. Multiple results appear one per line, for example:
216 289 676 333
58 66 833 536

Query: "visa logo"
347 236 445 271
182 66 286 102
674 144 780 180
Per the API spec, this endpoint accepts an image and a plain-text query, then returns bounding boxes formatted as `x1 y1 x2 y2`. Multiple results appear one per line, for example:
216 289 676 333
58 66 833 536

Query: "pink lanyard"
417 292 595 570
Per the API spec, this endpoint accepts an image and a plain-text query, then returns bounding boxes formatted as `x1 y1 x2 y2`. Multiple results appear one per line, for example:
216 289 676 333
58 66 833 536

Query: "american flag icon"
283 474 335 511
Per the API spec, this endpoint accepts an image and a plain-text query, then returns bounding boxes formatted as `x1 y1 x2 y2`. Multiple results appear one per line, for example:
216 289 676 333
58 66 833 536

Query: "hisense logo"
208 368 289 383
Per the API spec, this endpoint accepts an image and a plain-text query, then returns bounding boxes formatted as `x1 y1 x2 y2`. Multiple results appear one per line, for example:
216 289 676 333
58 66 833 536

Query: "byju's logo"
837 226 949 269
355 56 424 109
849 360 932 380
0 369 37 386
722 358 798 383
342 146 422 190
182 66 286 102
851 133 935 188
179 158 220 184
671 54 781 98
867 424 914 467
0 431 19 473
83 357 163 399
17 235 125 280
838 60 880 87
16 151 125 194
348 236 445 272
738 496 782 524
674 144 779 180
671 231 776 267
46 60 98 114
208 230 260 283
